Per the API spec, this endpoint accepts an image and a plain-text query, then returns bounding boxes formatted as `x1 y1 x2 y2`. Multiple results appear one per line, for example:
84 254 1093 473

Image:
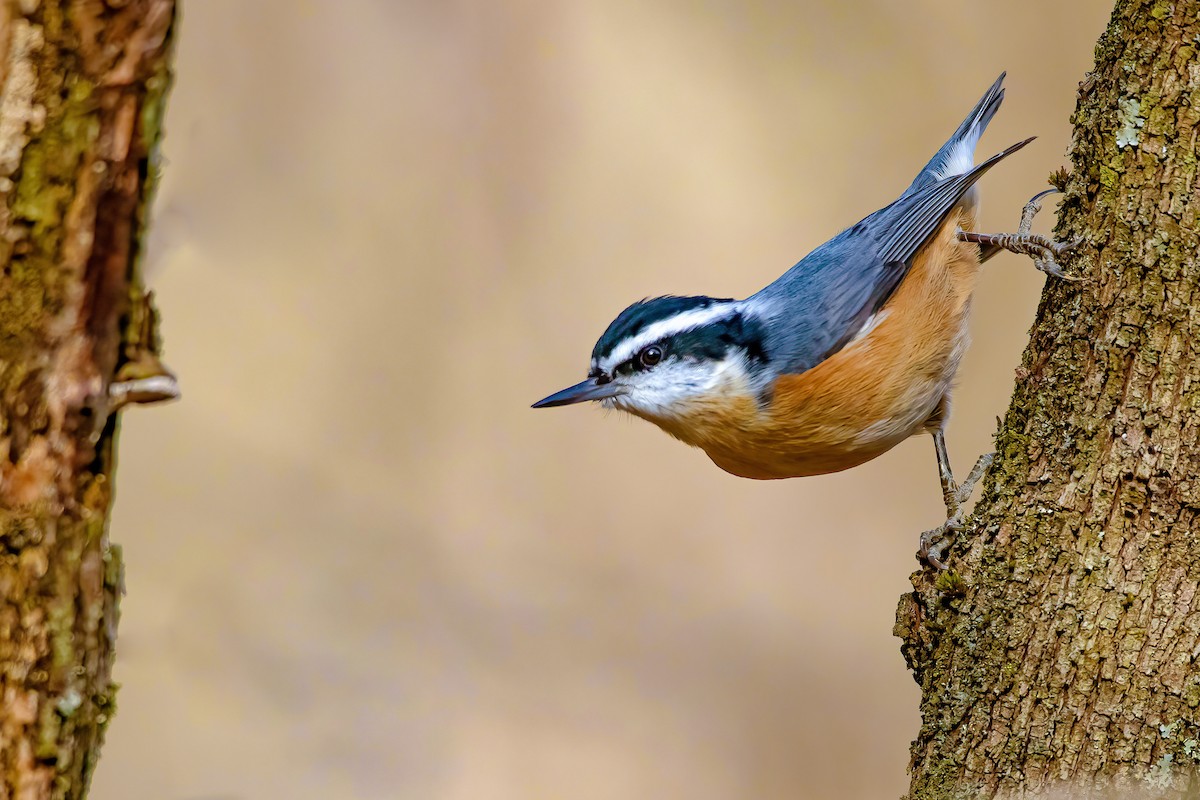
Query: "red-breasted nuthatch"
533 74 1076 567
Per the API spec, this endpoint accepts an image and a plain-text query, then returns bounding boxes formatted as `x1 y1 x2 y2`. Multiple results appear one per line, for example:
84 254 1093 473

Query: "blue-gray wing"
875 137 1033 263
750 137 1033 377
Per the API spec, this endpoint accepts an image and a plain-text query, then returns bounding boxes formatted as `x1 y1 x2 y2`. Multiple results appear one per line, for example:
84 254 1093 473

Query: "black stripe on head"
591 295 731 361
593 304 770 382
669 310 770 366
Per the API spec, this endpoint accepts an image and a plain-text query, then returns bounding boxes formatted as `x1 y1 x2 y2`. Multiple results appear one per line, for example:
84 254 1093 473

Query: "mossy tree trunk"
895 1 1200 798
0 1 176 796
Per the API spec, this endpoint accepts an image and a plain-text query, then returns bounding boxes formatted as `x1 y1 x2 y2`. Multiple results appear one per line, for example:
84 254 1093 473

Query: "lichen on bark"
896 1 1200 798
0 1 176 797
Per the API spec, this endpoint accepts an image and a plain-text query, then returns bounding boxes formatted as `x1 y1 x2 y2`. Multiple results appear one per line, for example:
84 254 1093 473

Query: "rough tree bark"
895 1 1200 798
0 1 177 797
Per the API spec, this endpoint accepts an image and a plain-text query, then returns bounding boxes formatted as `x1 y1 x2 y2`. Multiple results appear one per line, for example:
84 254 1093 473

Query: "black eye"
638 345 663 368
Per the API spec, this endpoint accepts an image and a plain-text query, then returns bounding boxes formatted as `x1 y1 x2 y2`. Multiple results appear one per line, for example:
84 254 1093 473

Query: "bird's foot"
918 452 994 570
958 189 1084 280
959 230 1083 279
918 516 965 572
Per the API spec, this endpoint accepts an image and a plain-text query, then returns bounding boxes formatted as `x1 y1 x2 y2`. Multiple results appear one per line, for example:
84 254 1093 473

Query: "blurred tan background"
89 2 1111 798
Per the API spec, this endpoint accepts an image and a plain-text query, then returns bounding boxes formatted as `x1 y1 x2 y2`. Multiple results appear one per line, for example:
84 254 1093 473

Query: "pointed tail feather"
905 72 1006 195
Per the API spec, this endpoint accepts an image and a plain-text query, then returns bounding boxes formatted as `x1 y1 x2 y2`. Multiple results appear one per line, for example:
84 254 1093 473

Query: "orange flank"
638 208 983 479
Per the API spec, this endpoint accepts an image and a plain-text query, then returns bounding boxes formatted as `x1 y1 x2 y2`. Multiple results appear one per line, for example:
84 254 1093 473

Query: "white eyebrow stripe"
598 302 742 371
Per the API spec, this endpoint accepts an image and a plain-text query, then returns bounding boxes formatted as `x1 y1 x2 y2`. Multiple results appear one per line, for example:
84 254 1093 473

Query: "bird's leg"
918 430 995 570
957 189 1084 280
932 426 957 512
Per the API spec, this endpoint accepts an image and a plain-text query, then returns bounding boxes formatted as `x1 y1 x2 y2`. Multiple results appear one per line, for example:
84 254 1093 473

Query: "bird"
532 73 1076 567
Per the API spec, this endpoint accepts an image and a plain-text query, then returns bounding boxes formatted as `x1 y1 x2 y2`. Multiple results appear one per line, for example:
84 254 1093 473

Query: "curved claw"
1029 188 1063 204
1054 236 1086 255
1019 189 1063 236
1036 257 1081 281
1044 237 1087 282
918 535 949 571
919 513 971 570
1036 236 1087 281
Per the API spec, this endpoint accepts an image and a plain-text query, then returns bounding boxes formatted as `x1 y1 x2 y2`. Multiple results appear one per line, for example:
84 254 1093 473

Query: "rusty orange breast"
645 210 983 480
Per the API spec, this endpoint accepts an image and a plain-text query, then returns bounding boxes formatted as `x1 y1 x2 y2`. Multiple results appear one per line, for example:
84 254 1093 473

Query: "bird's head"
532 295 772 423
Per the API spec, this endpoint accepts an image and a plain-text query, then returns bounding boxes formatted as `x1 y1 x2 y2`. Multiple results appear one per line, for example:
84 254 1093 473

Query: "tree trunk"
0 1 176 796
895 1 1200 798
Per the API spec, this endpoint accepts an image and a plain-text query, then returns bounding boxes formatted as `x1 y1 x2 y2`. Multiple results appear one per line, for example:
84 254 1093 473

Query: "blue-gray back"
749 74 1025 378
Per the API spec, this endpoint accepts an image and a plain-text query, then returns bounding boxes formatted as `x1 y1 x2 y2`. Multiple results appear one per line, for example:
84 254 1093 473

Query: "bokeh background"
90 2 1112 798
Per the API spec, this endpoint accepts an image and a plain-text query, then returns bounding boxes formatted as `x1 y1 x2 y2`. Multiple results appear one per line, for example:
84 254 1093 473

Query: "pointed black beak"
531 378 622 408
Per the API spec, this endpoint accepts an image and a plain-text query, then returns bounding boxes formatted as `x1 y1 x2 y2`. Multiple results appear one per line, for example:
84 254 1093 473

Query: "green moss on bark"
0 2 177 797
899 1 1200 797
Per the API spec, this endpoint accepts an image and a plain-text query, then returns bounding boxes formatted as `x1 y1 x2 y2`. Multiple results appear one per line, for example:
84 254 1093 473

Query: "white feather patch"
604 352 751 422
596 301 742 373
939 139 977 179
846 309 890 347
